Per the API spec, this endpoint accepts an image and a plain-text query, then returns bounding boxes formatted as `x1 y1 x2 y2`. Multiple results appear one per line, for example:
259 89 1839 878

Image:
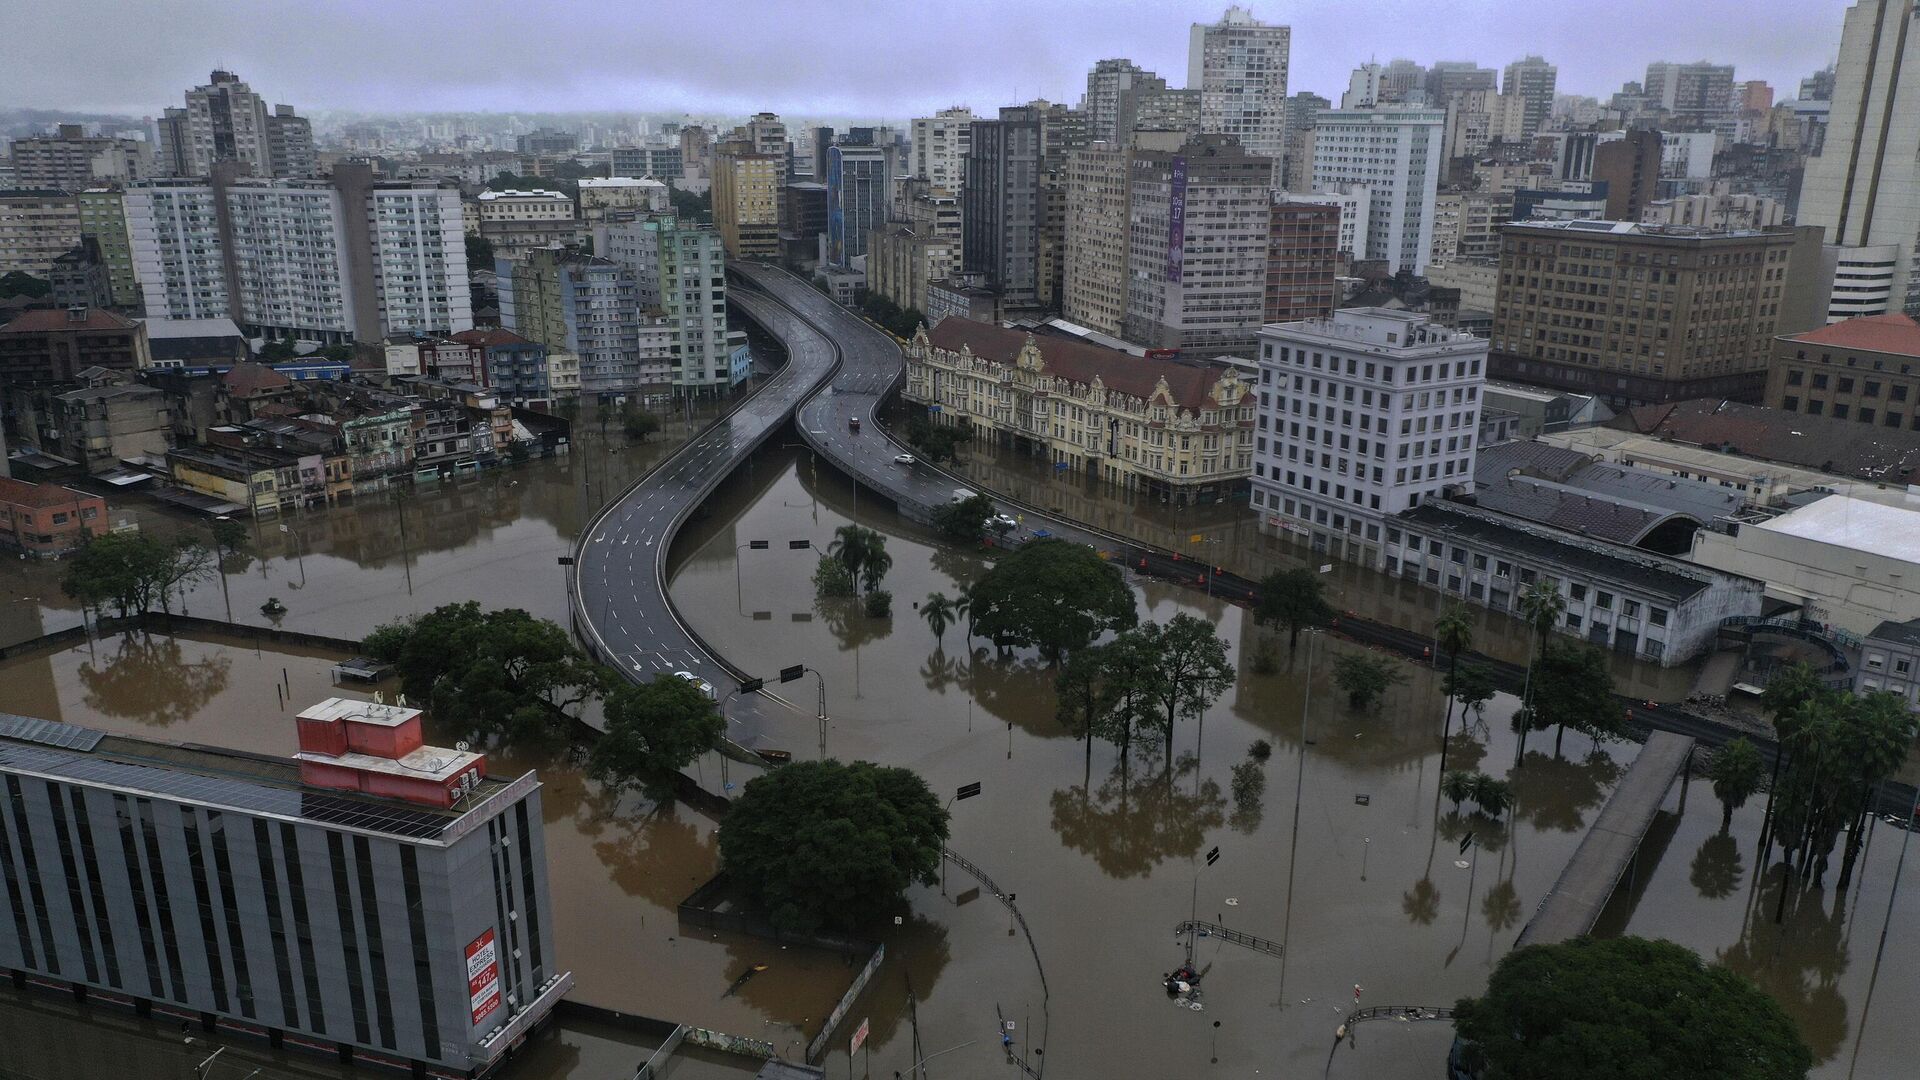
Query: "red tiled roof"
924 319 1237 410
0 476 96 508
0 308 140 334
222 362 292 397
1786 313 1920 356
449 328 533 347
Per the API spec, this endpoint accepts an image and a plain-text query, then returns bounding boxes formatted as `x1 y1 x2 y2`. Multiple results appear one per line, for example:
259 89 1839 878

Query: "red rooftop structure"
293 697 485 808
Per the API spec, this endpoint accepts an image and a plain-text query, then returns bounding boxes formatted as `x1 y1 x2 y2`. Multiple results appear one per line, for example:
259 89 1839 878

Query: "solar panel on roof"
0 713 106 752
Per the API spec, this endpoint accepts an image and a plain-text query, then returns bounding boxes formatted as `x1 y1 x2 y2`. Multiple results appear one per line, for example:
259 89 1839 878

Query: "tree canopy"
1253 567 1333 649
1332 652 1404 710
905 415 971 465
588 673 726 800
61 532 213 619
968 539 1136 659
1709 736 1765 832
1119 614 1234 759
363 602 602 750
931 492 995 542
719 760 949 934
1532 640 1627 753
1453 936 1812 1080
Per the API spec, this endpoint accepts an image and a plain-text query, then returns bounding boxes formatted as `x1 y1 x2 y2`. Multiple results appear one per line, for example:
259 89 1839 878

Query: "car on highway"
893 453 916 466
673 670 716 700
950 487 978 502
989 513 1017 532
848 417 861 433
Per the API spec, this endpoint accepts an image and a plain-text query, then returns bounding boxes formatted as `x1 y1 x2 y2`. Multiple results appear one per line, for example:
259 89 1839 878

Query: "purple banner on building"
1167 156 1188 284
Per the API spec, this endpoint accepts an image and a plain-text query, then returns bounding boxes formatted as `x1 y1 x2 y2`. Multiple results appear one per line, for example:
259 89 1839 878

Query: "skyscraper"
963 108 1046 308
826 144 891 266
1079 60 1196 144
1500 56 1558 141
179 70 274 177
601 216 735 391
1311 106 1445 274
910 107 974 190
1188 6 1292 167
1797 0 1920 317
1122 134 1274 356
266 104 316 178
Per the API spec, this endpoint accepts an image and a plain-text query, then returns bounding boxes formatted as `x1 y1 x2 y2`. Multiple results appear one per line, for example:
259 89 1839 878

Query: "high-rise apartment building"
1189 6 1291 169
1645 61 1737 132
475 189 581 261
76 188 140 311
1062 143 1133 336
1080 61 1198 146
826 144 891 266
500 247 673 392
179 70 274 177
1797 0 1920 318
266 105 316 179
1426 62 1499 110
0 191 81 277
600 216 736 391
711 145 781 259
0 704 569 1077
736 113 791 193
1489 219 1827 405
9 125 153 192
1251 308 1488 566
1266 199 1340 323
1122 134 1273 356
910 107 974 190
154 108 192 176
1281 92 1330 190
125 165 471 342
1500 56 1559 141
609 143 683 182
1311 106 1445 274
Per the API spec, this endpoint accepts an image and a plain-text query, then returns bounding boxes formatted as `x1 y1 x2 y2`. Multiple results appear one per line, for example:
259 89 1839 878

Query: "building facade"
600 217 734 391
826 145 890 267
0 191 81 277
1265 199 1339 323
866 227 958 318
0 307 151 385
125 167 471 343
1766 313 1920 431
1796 0 1920 318
1310 107 1444 274
1188 6 1292 168
963 109 1046 308
475 190 580 261
9 126 152 192
1062 144 1132 337
711 147 780 260
0 477 107 556
76 189 140 311
1251 308 1488 566
177 70 274 177
905 317 1255 499
909 108 974 190
0 705 569 1077
1122 134 1272 356
498 249 670 394
1489 219 1826 406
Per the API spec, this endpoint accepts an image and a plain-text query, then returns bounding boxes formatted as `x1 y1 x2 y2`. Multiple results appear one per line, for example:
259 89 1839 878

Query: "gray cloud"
4 0 1852 119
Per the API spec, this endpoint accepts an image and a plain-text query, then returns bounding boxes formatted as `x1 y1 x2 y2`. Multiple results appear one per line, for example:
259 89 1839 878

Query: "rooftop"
479 188 569 201
140 316 246 341
0 476 96 508
1752 493 1920 565
1866 616 1920 650
0 307 141 335
924 318 1244 411
0 713 513 844
1784 313 1920 357
1609 399 1920 486
1399 501 1718 602
1503 219 1785 240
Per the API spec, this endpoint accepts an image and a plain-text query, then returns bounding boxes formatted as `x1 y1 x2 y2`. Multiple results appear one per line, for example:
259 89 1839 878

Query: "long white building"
1189 6 1291 168
1251 308 1487 567
125 165 470 343
1310 106 1444 274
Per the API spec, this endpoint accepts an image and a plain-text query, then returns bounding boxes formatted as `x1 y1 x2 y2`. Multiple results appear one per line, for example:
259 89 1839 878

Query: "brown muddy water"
0 437 1913 1079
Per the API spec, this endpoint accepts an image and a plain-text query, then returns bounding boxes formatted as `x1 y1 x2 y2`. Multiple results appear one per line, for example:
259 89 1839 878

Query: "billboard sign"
467 929 502 1026
1167 156 1188 284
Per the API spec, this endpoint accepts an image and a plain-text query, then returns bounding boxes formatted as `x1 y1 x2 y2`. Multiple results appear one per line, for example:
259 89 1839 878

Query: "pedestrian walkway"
1514 730 1696 947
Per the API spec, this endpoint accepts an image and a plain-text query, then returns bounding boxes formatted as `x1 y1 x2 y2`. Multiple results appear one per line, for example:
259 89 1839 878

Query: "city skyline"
4 0 1854 121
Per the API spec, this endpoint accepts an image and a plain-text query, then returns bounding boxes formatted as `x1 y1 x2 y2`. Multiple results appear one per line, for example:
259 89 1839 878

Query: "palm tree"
953 581 976 640
1514 580 1567 768
1708 736 1765 833
1441 770 1476 810
1757 661 1822 857
922 592 954 649
860 544 893 594
1434 604 1474 773
828 525 870 589
1470 774 1513 819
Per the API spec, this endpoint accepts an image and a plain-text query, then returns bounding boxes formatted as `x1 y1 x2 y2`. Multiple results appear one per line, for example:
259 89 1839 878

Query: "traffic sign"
850 1016 870 1054
956 781 982 801
780 665 805 683
1205 846 1220 866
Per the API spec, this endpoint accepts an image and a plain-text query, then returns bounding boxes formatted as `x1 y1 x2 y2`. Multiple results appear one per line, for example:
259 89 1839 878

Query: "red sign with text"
467 929 501 1026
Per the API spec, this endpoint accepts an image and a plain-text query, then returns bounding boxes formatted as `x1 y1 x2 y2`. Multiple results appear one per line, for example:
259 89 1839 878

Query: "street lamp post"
210 515 235 623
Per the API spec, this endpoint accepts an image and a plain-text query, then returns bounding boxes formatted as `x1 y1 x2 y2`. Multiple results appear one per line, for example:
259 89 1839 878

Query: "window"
1570 583 1587 601
1649 607 1668 627
1566 612 1582 629
1594 591 1613 609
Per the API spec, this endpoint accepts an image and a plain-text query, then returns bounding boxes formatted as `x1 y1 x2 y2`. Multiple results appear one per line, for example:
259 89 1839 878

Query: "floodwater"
0 418 1913 1078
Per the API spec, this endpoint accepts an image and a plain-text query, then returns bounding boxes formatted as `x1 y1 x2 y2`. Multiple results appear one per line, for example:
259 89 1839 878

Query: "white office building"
1251 308 1487 566
1189 6 1292 168
1798 0 1920 316
910 107 974 191
1310 107 1444 274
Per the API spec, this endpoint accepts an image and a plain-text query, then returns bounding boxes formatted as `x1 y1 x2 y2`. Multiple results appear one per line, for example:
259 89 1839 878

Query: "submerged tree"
1252 567 1333 651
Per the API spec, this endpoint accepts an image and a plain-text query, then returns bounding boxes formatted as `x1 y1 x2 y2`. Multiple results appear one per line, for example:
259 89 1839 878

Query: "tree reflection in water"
1689 831 1744 900
77 633 231 727
1507 747 1622 833
1402 878 1441 925
1050 752 1226 879
1719 864 1852 1062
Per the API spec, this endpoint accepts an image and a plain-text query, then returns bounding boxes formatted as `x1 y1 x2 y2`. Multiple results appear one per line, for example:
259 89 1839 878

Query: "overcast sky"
6 0 1853 121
